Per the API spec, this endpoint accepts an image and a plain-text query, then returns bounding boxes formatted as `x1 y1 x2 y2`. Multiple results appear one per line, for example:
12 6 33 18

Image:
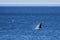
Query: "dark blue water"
0 7 60 40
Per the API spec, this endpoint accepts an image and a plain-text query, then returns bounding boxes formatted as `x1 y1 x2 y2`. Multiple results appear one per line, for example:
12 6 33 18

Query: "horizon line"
0 4 60 6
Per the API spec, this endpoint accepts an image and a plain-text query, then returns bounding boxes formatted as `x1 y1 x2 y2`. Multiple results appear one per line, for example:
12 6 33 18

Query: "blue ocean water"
0 7 60 40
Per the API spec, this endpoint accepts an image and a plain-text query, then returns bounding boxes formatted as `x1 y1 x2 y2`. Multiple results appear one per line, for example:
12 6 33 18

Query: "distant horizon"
0 4 60 6
0 0 60 6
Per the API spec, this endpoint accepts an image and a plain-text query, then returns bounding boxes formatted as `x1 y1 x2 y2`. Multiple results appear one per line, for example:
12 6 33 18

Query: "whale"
35 23 42 30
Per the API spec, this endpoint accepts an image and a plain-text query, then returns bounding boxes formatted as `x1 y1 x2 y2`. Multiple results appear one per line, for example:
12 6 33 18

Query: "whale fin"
35 23 42 30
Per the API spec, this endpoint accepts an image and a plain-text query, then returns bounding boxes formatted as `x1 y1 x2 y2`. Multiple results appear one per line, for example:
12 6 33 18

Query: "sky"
0 0 60 6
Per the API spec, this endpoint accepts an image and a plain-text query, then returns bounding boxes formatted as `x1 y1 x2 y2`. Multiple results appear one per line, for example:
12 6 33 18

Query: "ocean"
0 6 60 40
